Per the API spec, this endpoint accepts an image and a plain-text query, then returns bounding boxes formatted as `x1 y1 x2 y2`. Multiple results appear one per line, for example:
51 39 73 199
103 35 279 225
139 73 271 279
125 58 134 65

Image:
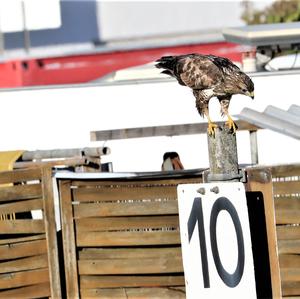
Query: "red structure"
0 41 244 88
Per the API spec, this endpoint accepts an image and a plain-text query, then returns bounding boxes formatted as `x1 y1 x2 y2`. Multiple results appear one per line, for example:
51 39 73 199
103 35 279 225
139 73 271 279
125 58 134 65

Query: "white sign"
177 182 257 299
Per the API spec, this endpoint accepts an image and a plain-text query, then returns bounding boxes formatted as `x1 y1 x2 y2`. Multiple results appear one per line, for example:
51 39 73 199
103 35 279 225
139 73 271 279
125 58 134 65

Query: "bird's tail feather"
155 56 177 76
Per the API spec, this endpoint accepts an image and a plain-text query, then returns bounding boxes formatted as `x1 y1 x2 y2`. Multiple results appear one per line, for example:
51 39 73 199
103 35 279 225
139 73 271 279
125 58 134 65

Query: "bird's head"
239 74 255 99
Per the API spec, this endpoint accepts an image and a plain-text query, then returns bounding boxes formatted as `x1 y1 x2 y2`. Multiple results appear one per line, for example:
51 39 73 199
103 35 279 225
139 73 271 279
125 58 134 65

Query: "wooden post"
207 127 240 182
59 180 79 299
41 167 62 299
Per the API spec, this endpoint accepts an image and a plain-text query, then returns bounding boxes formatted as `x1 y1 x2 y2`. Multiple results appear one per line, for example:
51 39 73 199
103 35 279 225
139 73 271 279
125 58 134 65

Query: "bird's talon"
225 119 238 133
207 122 218 137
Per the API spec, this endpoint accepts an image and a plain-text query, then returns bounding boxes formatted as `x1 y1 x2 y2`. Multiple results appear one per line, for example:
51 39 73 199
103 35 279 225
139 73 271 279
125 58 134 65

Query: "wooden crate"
0 167 61 298
271 164 300 297
59 175 202 298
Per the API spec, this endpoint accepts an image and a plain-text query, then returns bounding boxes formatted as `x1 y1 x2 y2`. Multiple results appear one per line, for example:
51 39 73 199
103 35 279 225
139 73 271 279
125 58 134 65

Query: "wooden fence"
0 168 61 298
59 174 202 298
0 165 299 298
271 164 300 297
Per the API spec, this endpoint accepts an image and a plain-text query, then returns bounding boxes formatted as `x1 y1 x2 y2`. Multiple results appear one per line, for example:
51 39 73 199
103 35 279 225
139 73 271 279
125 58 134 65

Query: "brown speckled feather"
177 56 223 90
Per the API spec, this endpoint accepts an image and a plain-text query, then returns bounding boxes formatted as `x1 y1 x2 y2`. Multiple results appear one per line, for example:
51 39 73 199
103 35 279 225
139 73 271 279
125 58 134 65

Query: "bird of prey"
155 54 254 135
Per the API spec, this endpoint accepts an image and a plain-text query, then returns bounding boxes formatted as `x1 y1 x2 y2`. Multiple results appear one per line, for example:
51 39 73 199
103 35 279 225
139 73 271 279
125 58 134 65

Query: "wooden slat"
76 215 179 232
279 254 300 281
280 254 300 269
271 164 300 177
80 275 185 288
276 209 300 224
282 281 300 297
278 240 300 255
59 180 79 299
79 247 182 260
71 177 202 187
0 184 42 202
73 185 177 202
81 286 185 298
0 254 48 274
74 200 178 218
0 268 49 289
0 233 46 245
0 239 47 260
275 198 300 210
0 281 50 298
0 198 43 214
280 268 300 282
90 120 259 141
78 255 183 275
277 226 300 240
76 230 180 247
273 181 300 195
0 168 41 185
0 220 45 234
41 167 62 299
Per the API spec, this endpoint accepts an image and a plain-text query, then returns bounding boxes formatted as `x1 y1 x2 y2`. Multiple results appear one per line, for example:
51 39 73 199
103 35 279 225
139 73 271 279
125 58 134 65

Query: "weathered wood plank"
0 198 43 214
0 281 50 298
277 225 300 240
273 181 300 195
0 268 49 289
276 209 300 224
59 180 79 299
71 176 202 187
271 164 300 177
279 254 300 269
80 275 185 288
0 220 45 234
78 256 183 275
282 281 300 297
0 168 41 185
0 184 42 202
0 239 47 260
74 200 178 218
73 185 177 202
90 120 259 141
278 240 300 255
0 234 46 245
41 167 62 299
0 254 48 274
81 286 185 298
279 254 300 281
79 247 182 260
76 230 181 247
275 198 300 210
76 215 179 232
280 268 300 282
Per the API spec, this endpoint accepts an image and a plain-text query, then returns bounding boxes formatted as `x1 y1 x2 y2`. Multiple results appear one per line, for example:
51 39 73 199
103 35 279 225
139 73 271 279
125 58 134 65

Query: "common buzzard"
155 54 254 135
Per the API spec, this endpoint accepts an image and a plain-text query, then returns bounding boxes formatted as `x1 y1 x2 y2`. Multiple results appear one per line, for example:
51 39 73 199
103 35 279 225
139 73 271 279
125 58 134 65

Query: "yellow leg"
207 116 218 136
225 115 238 133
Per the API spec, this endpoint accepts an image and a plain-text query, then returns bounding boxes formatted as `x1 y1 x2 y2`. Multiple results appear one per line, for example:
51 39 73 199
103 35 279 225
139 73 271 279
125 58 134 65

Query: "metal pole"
249 130 259 164
21 0 30 53
206 126 240 182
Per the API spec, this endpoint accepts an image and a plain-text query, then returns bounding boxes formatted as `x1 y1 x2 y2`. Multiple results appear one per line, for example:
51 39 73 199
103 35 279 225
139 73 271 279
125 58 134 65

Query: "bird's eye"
242 88 247 93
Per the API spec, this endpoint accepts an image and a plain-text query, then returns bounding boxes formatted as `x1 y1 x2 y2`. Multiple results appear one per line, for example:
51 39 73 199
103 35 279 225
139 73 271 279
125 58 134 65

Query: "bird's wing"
206 55 241 74
176 55 223 89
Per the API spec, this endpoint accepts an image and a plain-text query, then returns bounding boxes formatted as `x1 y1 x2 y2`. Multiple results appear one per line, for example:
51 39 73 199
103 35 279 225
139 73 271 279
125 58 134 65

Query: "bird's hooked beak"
247 91 255 100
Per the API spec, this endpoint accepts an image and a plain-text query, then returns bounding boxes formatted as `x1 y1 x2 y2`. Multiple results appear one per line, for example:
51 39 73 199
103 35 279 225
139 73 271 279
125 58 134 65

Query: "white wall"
97 1 244 41
0 70 299 172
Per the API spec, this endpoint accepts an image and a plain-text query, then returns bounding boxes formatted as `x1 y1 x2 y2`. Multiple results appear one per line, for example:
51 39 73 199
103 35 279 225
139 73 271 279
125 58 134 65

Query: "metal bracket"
206 169 247 183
